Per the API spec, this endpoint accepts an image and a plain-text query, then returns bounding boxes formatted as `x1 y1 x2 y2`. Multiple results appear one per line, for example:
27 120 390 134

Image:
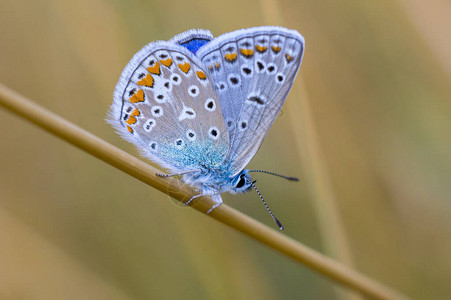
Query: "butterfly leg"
205 193 223 214
184 189 222 214
184 193 204 205
184 190 219 205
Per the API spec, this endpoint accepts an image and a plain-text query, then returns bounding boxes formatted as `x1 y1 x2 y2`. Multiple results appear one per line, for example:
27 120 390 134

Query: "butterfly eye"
236 174 246 188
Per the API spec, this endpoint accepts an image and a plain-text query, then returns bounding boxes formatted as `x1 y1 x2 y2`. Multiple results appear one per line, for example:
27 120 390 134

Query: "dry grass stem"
0 83 410 300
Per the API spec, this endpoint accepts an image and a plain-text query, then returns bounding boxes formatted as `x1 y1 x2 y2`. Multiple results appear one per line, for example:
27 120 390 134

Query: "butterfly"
108 26 305 230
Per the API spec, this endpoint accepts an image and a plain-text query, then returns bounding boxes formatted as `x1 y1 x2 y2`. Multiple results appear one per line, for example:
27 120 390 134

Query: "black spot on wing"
248 96 265 105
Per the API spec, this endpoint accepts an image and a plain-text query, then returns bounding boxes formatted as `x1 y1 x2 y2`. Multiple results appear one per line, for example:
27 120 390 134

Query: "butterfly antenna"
248 170 299 181
249 180 284 230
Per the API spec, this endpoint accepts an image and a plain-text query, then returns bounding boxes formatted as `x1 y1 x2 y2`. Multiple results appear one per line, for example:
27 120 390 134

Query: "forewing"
109 42 229 173
197 27 304 175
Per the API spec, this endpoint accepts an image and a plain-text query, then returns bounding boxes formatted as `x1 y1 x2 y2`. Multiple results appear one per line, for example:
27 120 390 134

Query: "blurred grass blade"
259 0 361 299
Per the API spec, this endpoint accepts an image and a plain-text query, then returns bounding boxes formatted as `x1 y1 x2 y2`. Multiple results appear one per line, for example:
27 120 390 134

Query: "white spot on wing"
124 83 139 102
179 106 196 121
144 119 156 132
188 85 200 97
174 138 184 149
155 50 170 60
186 129 196 141
154 93 167 104
151 106 163 117
170 74 182 85
204 98 216 112
266 63 277 75
227 73 240 87
275 72 285 84
208 126 220 140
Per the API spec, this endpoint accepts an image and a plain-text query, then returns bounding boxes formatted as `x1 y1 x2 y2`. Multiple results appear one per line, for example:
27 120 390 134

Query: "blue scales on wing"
169 29 213 55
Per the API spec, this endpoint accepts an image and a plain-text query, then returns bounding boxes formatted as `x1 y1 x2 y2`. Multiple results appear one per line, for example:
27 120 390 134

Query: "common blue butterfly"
108 27 305 230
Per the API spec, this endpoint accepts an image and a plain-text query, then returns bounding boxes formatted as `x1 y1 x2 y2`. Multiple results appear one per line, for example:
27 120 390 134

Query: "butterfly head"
231 170 253 194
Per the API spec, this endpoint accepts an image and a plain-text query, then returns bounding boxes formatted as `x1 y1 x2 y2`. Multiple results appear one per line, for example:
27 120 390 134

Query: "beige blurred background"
1 0 450 299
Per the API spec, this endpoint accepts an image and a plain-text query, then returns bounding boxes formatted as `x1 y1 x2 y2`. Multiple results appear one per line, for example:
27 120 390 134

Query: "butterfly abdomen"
180 160 238 190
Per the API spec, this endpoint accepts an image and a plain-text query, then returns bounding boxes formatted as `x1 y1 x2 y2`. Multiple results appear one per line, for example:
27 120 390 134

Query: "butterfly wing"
109 42 229 173
196 27 305 176
169 29 213 54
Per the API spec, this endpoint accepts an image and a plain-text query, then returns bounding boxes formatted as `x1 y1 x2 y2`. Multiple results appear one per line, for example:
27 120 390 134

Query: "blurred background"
1 0 450 299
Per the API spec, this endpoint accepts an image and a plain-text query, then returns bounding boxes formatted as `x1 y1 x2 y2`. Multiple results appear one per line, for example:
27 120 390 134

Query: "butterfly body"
109 26 304 218
181 167 251 193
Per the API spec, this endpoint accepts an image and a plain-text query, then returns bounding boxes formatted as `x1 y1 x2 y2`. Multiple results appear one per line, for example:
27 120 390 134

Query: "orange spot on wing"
255 45 268 53
196 70 206 80
160 58 172 68
285 54 294 63
127 126 133 133
214 62 220 69
271 46 281 53
224 53 237 62
131 108 140 116
137 73 154 87
147 61 160 75
240 48 254 57
125 115 137 125
129 89 144 103
178 62 191 74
